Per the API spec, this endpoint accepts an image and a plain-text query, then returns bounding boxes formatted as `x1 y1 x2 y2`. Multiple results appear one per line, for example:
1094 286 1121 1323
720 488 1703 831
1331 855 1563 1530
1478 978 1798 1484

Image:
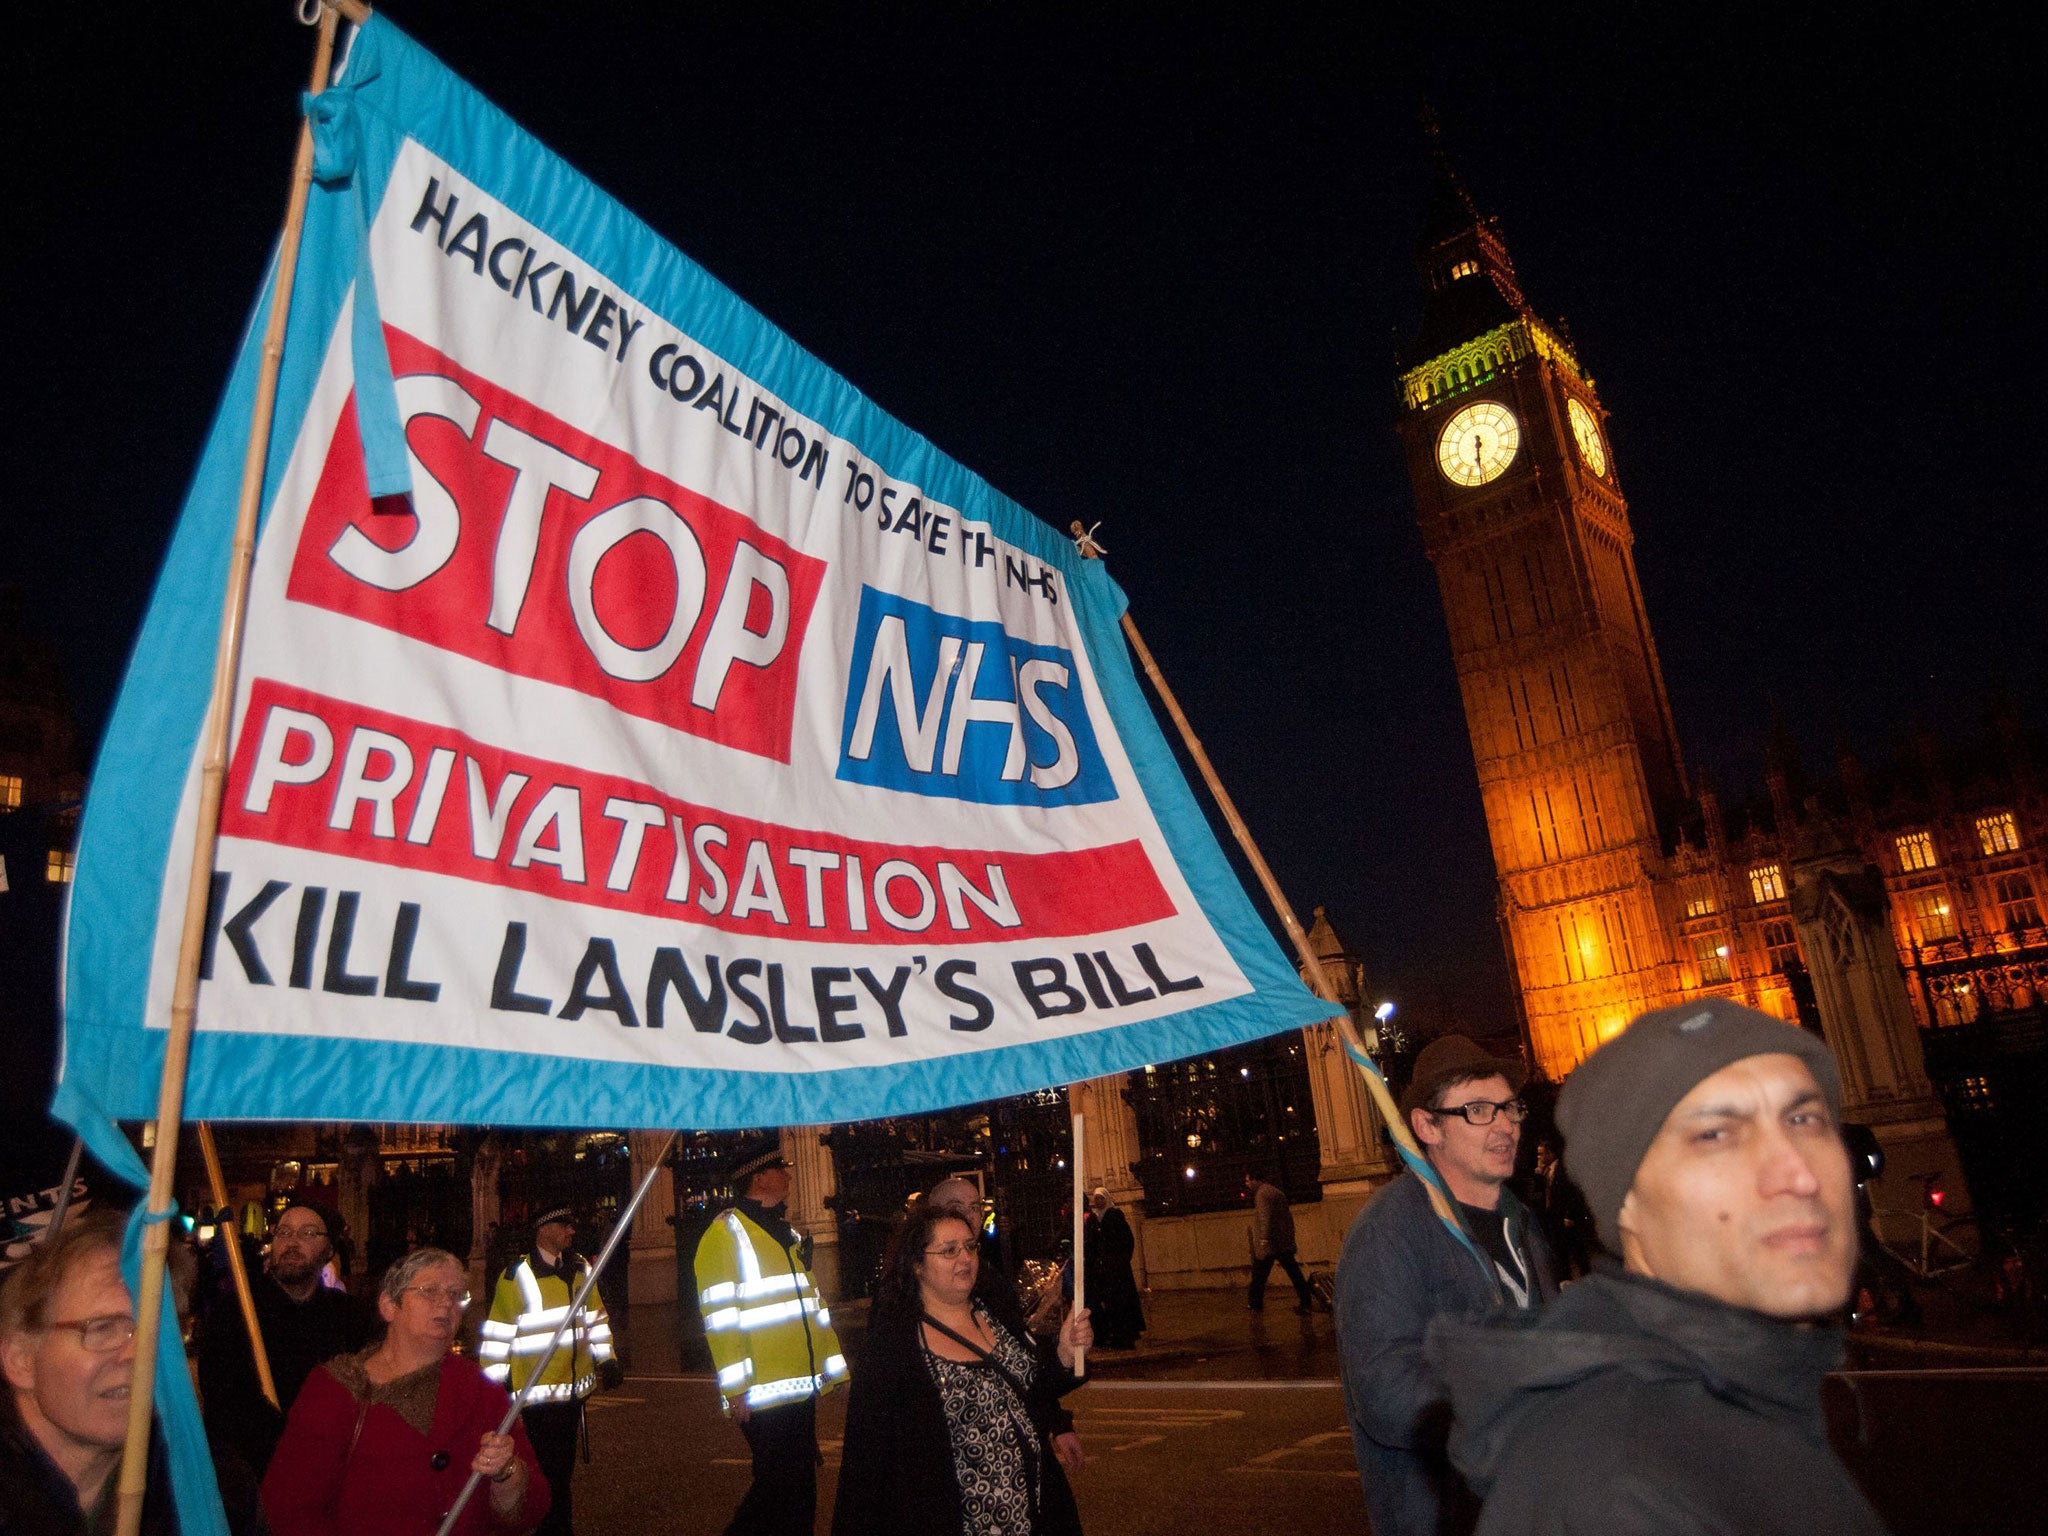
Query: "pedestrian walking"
1243 1170 1313 1313
262 1246 549 1536
1085 1189 1145 1349
1428 999 1889 1534
1334 1035 1558 1536
834 1202 1092 1536
479 1205 622 1536
695 1137 847 1536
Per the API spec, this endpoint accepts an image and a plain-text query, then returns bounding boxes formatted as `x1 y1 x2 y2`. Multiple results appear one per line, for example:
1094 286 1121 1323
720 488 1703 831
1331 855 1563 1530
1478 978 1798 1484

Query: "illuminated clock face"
1436 401 1520 487
1567 397 1608 478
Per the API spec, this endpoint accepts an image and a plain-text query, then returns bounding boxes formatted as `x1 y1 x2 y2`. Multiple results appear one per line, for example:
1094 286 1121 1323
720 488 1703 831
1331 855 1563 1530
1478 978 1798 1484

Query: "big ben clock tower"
1395 150 1690 1079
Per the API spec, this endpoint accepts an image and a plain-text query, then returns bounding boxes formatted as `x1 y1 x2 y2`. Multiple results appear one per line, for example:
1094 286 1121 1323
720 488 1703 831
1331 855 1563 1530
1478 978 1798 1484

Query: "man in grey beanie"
1424 997 1890 1534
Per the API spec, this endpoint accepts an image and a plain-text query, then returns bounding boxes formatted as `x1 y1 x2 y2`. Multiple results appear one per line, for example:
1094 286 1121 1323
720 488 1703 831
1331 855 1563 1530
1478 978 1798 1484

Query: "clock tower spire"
1393 147 1690 1077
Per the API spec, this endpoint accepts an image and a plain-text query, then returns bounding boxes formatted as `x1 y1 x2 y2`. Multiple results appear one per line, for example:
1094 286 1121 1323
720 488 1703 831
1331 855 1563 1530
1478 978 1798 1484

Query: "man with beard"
198 1197 367 1480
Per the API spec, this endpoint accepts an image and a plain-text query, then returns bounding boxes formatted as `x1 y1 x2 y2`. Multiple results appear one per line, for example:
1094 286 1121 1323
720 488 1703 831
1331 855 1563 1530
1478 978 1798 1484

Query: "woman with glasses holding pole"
262 1247 549 1535
834 1203 1092 1536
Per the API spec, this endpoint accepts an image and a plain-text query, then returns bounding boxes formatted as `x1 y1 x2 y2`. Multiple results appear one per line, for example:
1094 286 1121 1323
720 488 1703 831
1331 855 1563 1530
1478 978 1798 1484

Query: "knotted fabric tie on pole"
303 66 411 501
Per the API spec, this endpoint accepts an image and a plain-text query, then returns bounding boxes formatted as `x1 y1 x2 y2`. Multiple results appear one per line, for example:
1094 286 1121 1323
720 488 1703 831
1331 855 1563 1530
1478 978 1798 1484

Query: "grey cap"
1558 997 1843 1253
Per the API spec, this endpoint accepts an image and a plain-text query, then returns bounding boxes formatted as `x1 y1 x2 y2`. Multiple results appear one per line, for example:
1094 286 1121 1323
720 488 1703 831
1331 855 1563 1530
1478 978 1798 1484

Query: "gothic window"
1993 872 2042 932
1762 918 1801 973
1977 812 2021 856
1896 830 1938 872
1748 864 1786 904
1691 933 1731 984
0 774 21 810
1450 259 1480 280
45 849 73 884
1905 888 1958 943
1682 880 1718 919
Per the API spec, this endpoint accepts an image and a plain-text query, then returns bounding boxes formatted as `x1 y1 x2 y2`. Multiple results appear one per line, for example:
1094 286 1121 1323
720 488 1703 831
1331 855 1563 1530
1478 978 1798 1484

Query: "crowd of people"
1 996 1891 1534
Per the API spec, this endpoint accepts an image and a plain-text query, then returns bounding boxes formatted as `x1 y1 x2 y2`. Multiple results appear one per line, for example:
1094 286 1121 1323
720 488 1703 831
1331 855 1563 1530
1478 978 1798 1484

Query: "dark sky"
7 2 2044 1041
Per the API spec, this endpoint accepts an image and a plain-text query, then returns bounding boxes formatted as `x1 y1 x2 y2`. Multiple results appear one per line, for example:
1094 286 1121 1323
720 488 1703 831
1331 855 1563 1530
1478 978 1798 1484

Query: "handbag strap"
919 1311 1036 1408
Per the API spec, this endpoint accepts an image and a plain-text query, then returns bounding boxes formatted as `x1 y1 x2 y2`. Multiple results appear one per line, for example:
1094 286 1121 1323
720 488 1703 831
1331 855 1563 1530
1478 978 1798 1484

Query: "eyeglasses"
46 1314 137 1353
922 1242 975 1260
273 1224 329 1242
1429 1098 1528 1127
404 1285 473 1308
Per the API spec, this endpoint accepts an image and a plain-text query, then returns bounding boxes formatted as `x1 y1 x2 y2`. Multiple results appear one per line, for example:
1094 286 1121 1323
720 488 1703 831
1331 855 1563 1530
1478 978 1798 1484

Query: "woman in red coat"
261 1246 550 1536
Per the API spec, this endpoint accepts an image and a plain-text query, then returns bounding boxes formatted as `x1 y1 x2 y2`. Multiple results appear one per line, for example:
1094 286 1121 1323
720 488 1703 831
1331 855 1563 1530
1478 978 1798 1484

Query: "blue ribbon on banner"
304 67 411 502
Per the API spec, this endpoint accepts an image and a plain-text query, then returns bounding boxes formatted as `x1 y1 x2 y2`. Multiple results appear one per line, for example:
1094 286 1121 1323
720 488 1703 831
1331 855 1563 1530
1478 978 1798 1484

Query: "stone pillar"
1789 819 1970 1213
1303 1019 1396 1196
1071 1075 1148 1289
467 1133 502 1300
335 1125 381 1281
626 1130 679 1306
782 1126 842 1299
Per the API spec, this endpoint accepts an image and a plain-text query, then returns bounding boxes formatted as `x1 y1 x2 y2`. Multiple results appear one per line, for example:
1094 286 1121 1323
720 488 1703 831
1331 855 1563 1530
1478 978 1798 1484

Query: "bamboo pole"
196 1124 279 1410
1069 1108 1086 1380
115 11 342 1533
435 1132 679 1536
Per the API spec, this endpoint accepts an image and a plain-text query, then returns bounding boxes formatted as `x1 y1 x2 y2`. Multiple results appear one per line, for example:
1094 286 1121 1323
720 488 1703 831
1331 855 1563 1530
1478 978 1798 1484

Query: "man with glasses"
197 1196 367 1481
1335 1035 1558 1536
0 1207 175 1532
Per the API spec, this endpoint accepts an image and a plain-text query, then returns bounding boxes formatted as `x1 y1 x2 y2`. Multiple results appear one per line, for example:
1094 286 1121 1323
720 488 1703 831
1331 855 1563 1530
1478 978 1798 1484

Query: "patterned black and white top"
921 1310 1042 1536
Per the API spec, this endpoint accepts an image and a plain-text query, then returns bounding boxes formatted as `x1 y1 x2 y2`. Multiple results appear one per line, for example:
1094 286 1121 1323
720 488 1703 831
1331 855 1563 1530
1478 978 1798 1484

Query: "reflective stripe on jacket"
693 1209 847 1413
478 1254 614 1403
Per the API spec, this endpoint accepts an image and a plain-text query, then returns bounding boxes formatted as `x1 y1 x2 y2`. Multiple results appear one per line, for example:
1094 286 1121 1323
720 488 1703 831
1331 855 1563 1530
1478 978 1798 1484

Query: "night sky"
7 3 2043 1043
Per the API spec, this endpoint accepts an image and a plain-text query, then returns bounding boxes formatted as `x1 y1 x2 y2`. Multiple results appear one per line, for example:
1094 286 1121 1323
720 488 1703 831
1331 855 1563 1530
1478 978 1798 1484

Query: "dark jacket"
197 1274 367 1476
0 1406 175 1536
1248 1181 1295 1258
1427 1267 1889 1535
833 1304 1082 1536
1335 1171 1557 1536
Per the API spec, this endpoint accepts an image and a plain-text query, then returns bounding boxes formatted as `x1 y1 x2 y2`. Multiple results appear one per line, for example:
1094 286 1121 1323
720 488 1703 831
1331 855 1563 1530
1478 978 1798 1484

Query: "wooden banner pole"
197 1124 279 1410
115 10 342 1533
46 1136 85 1237
1069 1107 1086 1380
1072 525 1436 1169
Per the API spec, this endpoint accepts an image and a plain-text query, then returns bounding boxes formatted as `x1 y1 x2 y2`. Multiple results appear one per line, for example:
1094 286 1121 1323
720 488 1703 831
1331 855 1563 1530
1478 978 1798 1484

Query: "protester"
1243 1169 1313 1313
0 1207 175 1534
834 1204 1092 1536
927 1177 1082 1473
1084 1190 1144 1350
1428 999 1889 1534
197 1196 368 1479
1334 1035 1558 1536
261 1246 548 1536
479 1206 621 1536
694 1139 847 1536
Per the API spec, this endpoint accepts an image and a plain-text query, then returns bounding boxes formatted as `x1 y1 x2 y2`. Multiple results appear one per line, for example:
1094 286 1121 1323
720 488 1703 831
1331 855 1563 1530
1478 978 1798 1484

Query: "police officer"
480 1206 622 1536
694 1138 847 1536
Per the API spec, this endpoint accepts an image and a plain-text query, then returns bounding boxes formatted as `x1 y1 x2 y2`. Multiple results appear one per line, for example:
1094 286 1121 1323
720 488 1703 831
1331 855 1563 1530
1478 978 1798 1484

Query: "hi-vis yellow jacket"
478 1254 614 1403
693 1208 847 1414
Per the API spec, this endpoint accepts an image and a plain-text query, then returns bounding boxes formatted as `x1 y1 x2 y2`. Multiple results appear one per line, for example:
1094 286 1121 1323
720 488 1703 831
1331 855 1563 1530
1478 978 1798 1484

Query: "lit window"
1993 872 2042 932
1748 864 1786 904
47 850 75 884
1683 881 1718 919
1691 933 1731 984
1977 812 2020 856
1449 259 1480 280
1906 888 1956 942
1896 831 1938 872
1762 918 1800 972
0 774 21 811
